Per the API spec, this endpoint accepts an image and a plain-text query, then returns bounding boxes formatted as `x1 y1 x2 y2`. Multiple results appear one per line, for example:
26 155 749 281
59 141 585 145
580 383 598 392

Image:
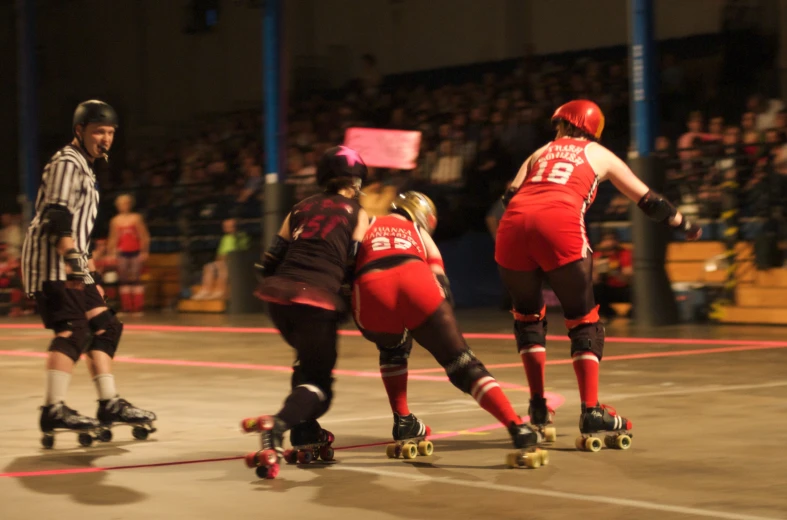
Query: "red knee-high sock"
380 364 410 416
472 377 521 426
572 353 599 407
133 290 145 312
519 345 546 397
120 290 133 312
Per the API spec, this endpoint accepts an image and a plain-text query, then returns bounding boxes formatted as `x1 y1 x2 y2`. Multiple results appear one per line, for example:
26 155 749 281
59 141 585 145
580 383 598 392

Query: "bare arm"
486 215 499 239
420 230 445 275
135 214 150 259
352 208 370 242
278 213 292 240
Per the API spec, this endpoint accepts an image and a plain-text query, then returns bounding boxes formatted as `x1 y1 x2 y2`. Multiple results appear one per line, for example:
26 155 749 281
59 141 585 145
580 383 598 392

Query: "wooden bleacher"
143 253 181 310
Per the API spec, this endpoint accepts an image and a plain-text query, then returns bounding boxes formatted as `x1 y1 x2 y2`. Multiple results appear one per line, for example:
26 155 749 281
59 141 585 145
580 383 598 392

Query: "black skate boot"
284 419 336 464
576 403 633 452
96 397 157 442
528 395 557 442
386 412 433 459
240 415 286 479
506 421 549 469
39 402 100 449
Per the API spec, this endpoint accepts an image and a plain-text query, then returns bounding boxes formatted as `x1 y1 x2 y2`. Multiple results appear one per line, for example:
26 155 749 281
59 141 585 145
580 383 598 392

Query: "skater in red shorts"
495 100 701 451
353 192 546 464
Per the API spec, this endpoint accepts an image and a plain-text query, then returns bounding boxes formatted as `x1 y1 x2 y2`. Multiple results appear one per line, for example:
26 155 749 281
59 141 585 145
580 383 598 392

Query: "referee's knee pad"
87 310 123 358
566 305 605 361
513 305 547 354
442 349 492 395
49 322 89 363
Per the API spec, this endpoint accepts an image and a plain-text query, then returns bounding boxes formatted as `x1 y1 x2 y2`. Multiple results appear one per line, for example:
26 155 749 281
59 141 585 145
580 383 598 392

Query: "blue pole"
16 0 39 222
263 0 280 183
629 0 656 157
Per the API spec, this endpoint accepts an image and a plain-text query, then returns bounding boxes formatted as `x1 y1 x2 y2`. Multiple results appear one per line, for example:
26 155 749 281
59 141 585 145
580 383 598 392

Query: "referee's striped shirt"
21 145 98 294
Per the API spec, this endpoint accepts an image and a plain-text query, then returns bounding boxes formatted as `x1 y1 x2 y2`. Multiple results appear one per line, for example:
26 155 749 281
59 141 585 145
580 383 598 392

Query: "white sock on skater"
45 370 71 406
94 373 118 402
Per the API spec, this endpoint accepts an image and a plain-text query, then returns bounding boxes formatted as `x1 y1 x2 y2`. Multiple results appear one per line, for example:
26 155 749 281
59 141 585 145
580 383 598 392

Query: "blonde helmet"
390 191 438 234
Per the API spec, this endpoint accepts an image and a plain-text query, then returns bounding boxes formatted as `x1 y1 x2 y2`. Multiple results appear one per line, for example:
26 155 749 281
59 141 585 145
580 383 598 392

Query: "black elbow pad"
260 235 290 277
637 191 677 224
42 204 73 238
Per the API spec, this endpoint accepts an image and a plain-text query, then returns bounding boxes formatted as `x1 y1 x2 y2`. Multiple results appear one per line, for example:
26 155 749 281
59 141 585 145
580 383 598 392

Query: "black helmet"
72 100 119 132
316 146 368 188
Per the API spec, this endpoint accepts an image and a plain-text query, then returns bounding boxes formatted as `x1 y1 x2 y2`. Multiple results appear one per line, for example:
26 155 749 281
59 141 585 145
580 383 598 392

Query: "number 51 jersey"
276 193 361 294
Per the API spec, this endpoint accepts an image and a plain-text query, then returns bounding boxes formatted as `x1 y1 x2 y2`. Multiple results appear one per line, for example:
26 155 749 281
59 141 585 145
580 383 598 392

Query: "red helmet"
551 100 605 139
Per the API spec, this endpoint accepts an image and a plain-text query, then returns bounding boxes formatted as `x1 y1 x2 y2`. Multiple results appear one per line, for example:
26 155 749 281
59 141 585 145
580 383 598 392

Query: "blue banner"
629 0 656 157
263 0 281 184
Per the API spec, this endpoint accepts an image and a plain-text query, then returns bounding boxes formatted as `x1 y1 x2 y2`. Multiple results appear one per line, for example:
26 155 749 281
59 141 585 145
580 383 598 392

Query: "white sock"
45 370 71 406
93 374 118 402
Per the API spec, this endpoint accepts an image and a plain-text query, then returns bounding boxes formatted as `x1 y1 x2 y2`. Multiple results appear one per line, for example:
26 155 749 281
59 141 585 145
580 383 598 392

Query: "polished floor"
0 309 785 520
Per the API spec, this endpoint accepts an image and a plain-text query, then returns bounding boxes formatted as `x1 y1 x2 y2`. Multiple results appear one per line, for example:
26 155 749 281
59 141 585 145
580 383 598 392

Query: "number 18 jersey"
512 138 599 212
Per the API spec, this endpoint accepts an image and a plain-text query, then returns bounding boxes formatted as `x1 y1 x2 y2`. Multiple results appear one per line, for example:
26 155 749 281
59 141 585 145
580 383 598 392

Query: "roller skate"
385 412 433 459
95 397 157 442
282 419 336 465
39 402 100 449
240 415 285 479
527 395 557 442
505 421 549 469
575 403 633 452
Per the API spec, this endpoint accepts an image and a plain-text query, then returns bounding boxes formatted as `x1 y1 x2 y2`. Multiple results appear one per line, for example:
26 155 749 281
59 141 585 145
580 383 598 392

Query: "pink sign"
344 128 422 170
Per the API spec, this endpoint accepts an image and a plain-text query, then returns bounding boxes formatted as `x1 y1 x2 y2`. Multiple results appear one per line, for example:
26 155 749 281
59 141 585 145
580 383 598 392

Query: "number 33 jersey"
276 193 361 294
355 215 428 271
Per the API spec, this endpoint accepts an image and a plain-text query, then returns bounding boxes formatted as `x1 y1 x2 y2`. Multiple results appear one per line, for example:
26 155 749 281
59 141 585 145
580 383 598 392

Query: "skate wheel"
240 417 259 433
98 429 112 442
260 449 278 466
255 463 279 479
41 434 55 449
523 453 541 469
319 446 335 461
283 449 297 464
401 443 418 459
615 434 632 450
78 432 93 447
537 449 549 466
585 437 602 452
297 450 313 464
543 427 557 443
132 427 149 440
385 444 398 459
245 452 259 468
505 453 521 468
575 436 586 451
417 440 434 456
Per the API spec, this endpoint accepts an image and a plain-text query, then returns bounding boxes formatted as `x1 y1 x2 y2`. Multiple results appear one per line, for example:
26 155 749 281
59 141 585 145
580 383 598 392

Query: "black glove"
90 270 104 286
435 273 454 307
501 186 518 208
672 216 701 239
64 249 87 285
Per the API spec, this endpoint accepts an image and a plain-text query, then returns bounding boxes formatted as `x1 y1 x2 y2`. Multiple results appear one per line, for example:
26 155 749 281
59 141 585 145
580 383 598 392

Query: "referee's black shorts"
34 282 106 331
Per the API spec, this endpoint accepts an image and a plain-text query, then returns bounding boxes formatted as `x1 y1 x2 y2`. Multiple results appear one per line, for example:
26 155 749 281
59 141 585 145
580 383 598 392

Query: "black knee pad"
378 332 413 366
513 318 548 353
87 311 123 358
443 350 492 395
49 323 89 363
568 322 606 361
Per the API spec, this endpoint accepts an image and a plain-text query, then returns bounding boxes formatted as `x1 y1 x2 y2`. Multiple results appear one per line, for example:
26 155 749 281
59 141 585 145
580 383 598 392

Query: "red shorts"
495 204 591 272
352 261 444 333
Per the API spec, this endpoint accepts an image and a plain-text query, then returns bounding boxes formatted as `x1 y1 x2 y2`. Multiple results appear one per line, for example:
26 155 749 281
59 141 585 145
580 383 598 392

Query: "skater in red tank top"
353 192 547 465
107 195 149 316
495 100 702 451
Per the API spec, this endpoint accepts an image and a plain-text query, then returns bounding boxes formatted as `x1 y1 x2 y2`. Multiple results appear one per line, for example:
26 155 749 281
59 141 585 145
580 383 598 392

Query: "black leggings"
499 256 596 320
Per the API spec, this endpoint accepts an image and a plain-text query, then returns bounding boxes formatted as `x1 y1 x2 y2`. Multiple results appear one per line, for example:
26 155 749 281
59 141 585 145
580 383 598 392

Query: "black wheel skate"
282 419 336 465
96 397 157 442
386 412 433 459
575 403 633 453
528 395 557 442
39 402 100 449
505 421 549 469
240 415 286 479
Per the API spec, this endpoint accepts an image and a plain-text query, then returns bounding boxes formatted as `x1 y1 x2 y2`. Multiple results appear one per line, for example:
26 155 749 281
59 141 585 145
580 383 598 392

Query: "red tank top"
355 215 428 271
117 223 141 253
511 138 599 212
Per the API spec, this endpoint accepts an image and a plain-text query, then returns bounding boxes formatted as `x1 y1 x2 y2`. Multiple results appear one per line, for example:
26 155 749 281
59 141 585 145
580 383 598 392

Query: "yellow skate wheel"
506 453 521 468
417 440 434 456
615 434 632 450
385 444 398 459
543 427 557 443
537 449 549 466
523 453 541 469
575 436 587 451
585 437 603 452
402 443 418 459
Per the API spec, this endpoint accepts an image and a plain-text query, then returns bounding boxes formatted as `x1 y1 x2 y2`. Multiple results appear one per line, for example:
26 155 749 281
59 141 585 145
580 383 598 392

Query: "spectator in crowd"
192 219 250 301
592 230 633 319
1 213 22 260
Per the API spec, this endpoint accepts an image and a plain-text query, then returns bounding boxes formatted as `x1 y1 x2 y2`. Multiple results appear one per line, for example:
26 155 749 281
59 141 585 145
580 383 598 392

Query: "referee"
22 100 156 448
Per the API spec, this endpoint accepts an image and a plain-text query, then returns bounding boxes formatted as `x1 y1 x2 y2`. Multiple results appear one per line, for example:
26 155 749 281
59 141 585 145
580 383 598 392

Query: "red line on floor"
2 323 787 347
